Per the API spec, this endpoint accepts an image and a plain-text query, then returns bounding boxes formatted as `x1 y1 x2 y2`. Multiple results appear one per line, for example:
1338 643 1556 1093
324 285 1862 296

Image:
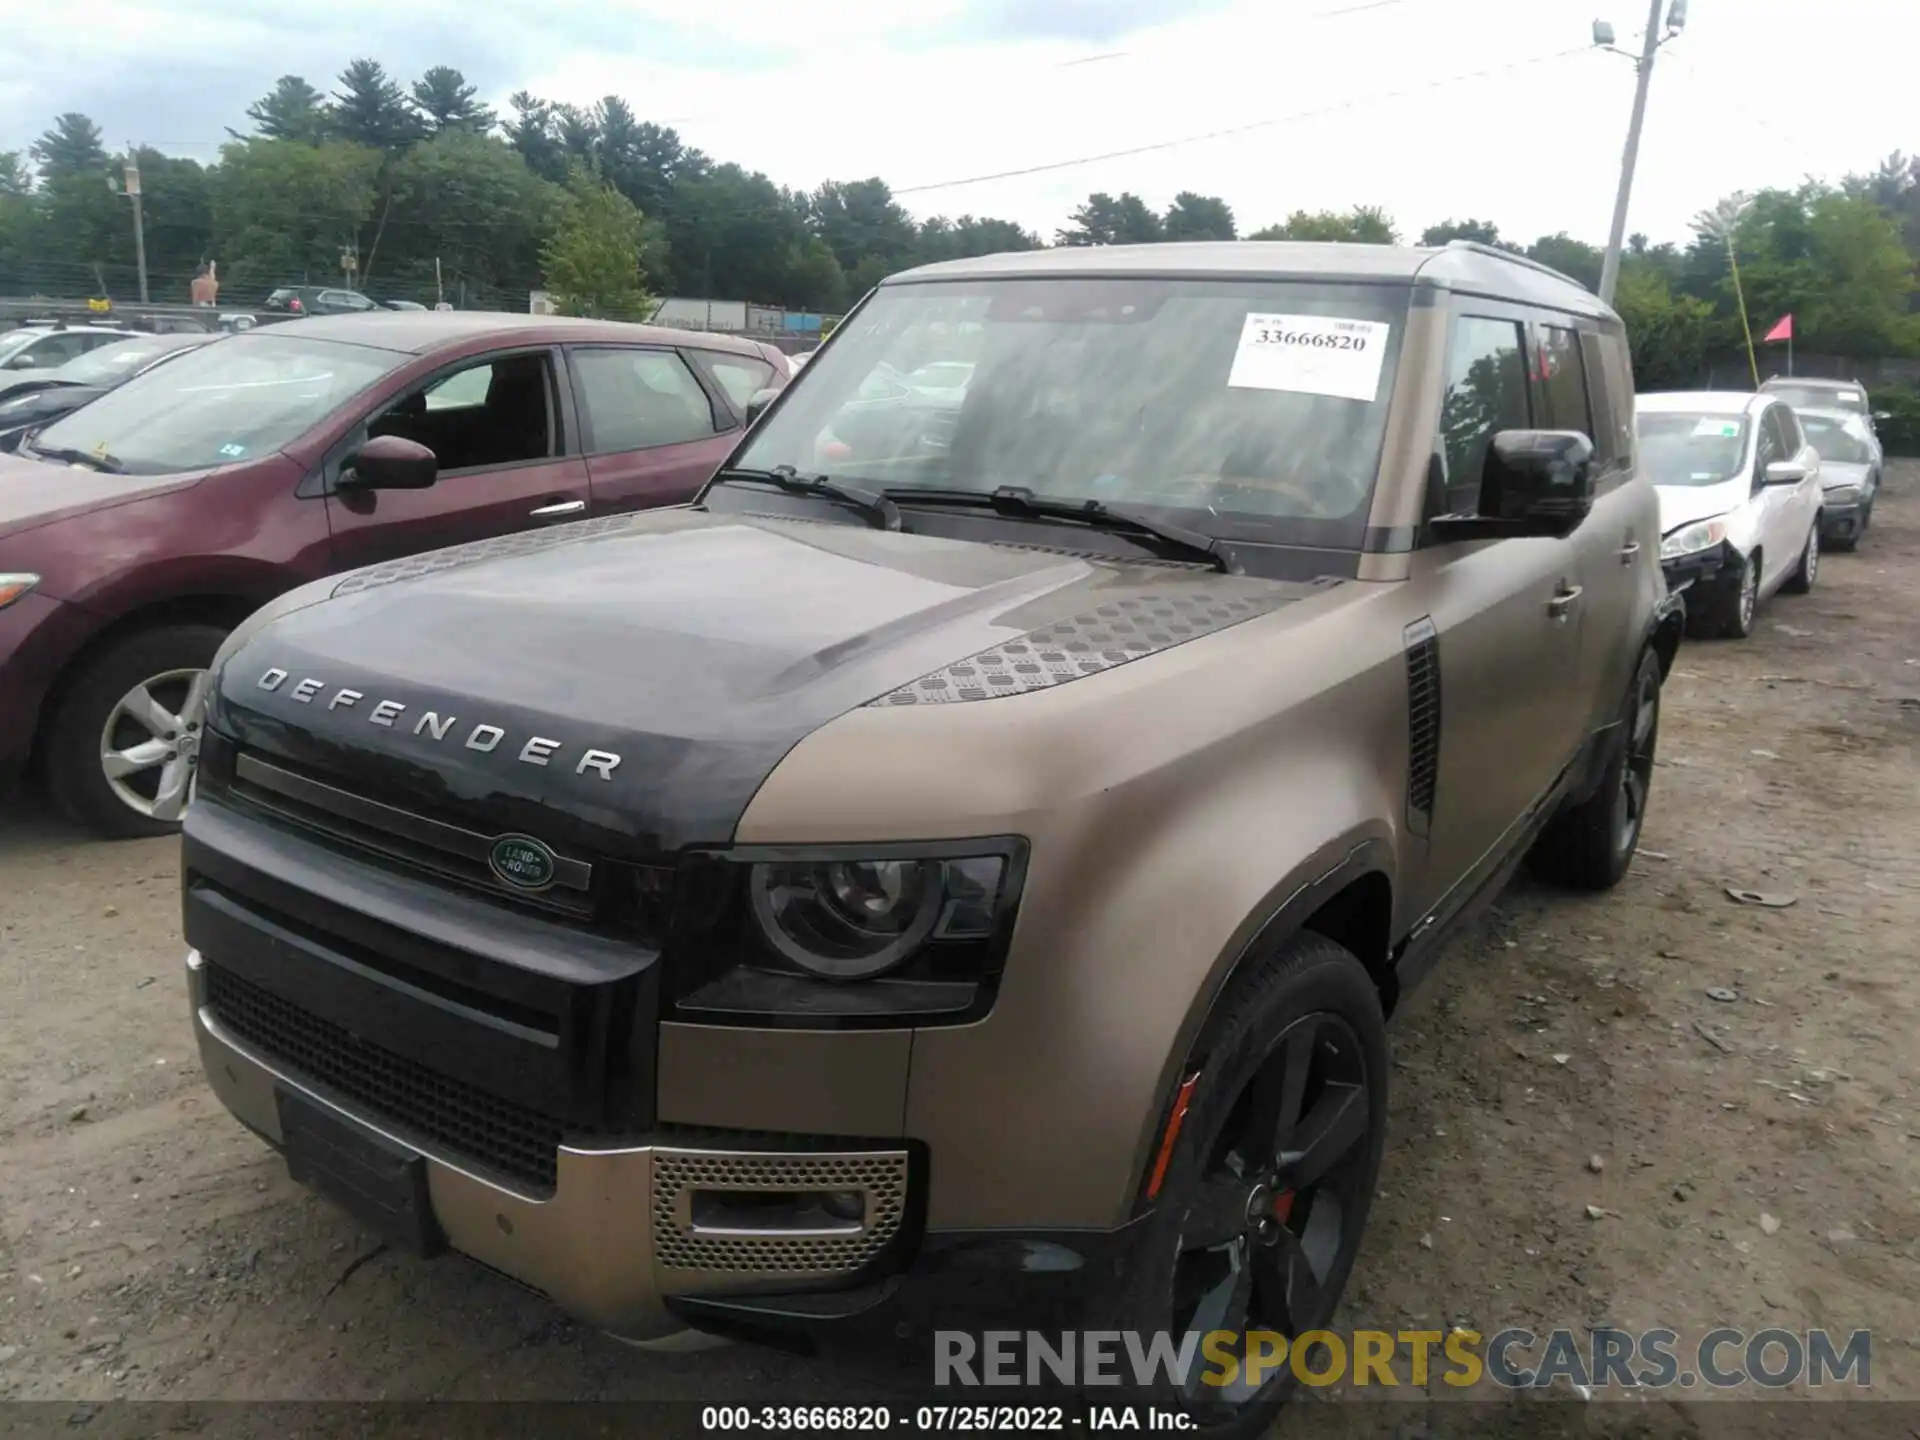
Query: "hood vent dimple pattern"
867 589 1288 706
330 511 653 597
1404 617 1441 837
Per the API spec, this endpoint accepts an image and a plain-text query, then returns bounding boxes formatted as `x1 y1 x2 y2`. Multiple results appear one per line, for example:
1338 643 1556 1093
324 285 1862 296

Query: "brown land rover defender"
183 240 1683 1430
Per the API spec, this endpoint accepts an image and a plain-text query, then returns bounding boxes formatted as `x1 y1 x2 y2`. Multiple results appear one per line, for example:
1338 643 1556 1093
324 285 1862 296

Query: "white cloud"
5 0 1913 249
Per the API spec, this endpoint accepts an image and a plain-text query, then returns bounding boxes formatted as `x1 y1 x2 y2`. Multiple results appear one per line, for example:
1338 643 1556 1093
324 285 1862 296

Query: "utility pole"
121 153 150 303
1594 0 1687 307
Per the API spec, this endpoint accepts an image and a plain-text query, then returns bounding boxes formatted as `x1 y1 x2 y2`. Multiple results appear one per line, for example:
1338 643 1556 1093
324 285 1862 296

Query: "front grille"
224 752 598 923
652 1150 909 1276
205 963 563 1194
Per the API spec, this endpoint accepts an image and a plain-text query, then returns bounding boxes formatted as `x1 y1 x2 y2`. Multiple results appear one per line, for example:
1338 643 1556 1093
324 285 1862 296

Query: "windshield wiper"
23 439 124 474
713 465 902 532
891 485 1240 574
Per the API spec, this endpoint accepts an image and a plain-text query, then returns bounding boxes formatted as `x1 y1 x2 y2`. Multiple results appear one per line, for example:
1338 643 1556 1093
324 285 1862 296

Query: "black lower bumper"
1660 544 1730 597
1820 500 1867 543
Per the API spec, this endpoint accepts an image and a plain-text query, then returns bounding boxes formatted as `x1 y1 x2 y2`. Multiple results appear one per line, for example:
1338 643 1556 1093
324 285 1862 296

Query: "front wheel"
1714 553 1761 638
43 623 224 839
1114 933 1389 1439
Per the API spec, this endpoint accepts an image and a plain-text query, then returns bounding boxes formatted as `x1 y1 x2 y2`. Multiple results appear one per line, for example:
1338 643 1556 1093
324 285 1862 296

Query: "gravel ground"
3 465 1917 1434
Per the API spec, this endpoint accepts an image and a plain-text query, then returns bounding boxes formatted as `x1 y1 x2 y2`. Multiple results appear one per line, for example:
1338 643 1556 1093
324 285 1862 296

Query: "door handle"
530 499 586 519
1547 582 1583 619
1618 540 1641 563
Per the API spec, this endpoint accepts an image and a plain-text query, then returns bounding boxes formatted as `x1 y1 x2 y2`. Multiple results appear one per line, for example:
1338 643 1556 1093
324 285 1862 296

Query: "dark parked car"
0 312 790 837
0 332 217 448
263 287 381 318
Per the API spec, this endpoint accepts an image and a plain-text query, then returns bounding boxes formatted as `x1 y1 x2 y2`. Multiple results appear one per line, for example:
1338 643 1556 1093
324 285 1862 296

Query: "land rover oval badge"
489 834 557 891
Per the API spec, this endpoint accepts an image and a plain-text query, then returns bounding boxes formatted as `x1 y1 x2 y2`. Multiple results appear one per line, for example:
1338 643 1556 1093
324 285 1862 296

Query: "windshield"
51 337 194 386
734 276 1411 548
1800 413 1875 466
32 333 405 475
1637 411 1751 487
1768 383 1865 414
0 331 46 366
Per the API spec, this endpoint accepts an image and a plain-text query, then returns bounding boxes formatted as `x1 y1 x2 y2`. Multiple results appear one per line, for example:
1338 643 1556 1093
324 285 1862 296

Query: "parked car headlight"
1660 517 1729 560
666 841 1027 1025
1823 483 1864 505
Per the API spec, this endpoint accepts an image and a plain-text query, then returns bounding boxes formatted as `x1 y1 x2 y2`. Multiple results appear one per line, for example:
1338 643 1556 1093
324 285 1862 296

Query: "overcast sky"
1 0 1909 248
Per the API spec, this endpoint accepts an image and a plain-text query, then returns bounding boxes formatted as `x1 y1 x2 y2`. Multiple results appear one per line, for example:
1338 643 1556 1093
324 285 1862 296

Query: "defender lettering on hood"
253 666 624 780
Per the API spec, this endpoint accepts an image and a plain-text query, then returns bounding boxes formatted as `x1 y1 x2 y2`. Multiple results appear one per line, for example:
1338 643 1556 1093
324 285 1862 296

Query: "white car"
1794 405 1882 551
0 323 140 389
1638 390 1825 639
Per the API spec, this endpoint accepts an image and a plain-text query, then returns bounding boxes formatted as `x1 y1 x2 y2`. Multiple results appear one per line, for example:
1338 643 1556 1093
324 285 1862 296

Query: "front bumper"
1659 542 1731 598
189 948 919 1340
1819 497 1867 542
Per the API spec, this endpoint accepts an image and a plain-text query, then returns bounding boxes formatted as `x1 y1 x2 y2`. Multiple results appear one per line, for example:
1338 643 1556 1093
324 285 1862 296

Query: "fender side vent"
1404 618 1441 837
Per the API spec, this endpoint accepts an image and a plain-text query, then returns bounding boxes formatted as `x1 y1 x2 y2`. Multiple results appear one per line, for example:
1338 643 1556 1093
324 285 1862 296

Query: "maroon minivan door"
322 348 592 571
565 345 761 513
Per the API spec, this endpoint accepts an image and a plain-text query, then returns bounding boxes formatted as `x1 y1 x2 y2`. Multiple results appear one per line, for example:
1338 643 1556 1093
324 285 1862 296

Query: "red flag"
1763 314 1793 343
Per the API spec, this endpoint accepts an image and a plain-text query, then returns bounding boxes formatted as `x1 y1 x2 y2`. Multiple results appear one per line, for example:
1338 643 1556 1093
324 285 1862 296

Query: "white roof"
1636 390 1766 416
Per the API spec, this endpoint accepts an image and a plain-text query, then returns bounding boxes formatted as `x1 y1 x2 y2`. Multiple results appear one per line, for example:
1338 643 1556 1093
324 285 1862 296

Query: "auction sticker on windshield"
1228 313 1390 402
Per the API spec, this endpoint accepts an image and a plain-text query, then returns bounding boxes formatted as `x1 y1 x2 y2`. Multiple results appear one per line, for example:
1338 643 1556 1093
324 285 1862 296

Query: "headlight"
1660 517 1729 560
1823 483 1863 504
668 841 1027 1025
0 573 39 610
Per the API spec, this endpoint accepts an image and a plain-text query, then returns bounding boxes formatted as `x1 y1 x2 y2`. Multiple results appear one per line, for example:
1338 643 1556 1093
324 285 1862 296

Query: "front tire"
1528 647 1662 891
43 623 224 839
1713 553 1761 638
1114 933 1389 1439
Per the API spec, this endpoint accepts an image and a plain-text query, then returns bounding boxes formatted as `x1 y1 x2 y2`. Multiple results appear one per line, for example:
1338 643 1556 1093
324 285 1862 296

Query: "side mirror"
1430 430 1595 541
744 387 780 426
4 355 35 370
341 434 438 490
1763 459 1808 485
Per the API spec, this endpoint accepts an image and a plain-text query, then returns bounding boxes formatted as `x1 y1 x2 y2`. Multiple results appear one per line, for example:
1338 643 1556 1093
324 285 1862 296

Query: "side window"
364 353 555 473
571 348 718 453
1534 324 1593 439
1578 331 1630 469
1753 407 1786 486
698 352 777 414
1774 404 1804 453
1436 316 1530 515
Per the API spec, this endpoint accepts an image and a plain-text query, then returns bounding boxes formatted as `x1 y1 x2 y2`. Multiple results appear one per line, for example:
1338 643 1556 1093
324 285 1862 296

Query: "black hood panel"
212 510 1306 855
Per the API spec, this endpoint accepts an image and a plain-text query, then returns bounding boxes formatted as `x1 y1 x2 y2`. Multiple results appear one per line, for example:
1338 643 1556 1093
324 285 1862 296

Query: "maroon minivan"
0 312 789 837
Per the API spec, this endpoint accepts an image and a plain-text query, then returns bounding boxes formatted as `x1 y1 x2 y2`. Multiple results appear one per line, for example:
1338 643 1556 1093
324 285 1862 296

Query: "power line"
894 45 1593 197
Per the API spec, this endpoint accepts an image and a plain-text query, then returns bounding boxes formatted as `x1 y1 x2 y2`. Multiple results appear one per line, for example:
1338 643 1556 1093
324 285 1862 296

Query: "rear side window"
698 352 777 414
572 348 719 453
1534 324 1593 439
1774 404 1804 452
1579 331 1632 469
1437 316 1530 513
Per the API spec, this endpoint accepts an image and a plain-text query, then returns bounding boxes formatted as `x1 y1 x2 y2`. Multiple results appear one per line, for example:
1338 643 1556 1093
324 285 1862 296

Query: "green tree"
1056 191 1162 246
916 214 1041 264
382 131 558 304
664 164 813 304
329 59 424 153
540 161 658 319
1523 233 1604 291
1163 191 1236 241
210 137 382 297
243 76 330 144
412 67 496 135
1250 206 1397 243
506 92 565 182
809 178 919 274
128 147 214 297
30 112 107 181
1613 268 1714 389
1420 217 1507 247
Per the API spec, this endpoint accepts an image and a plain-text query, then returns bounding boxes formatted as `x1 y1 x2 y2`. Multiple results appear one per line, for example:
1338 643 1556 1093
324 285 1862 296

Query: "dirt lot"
2 467 1917 1427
